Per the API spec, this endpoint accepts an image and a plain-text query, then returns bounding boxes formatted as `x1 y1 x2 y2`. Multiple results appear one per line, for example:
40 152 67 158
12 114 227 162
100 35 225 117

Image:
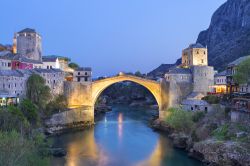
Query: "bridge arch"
91 74 162 110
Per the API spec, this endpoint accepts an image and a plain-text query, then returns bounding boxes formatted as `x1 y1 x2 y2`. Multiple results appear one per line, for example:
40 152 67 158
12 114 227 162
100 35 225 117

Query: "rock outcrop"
191 139 250 166
197 0 250 70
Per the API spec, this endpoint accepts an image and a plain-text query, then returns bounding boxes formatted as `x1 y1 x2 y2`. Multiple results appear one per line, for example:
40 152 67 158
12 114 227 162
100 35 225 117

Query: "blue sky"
1 0 226 77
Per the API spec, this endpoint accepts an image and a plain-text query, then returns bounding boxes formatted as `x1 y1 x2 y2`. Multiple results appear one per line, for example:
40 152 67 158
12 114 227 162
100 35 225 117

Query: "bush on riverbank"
165 108 194 133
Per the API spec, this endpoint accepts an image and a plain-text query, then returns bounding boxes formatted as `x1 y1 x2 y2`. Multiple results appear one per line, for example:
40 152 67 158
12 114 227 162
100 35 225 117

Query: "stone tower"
182 43 208 67
14 28 42 62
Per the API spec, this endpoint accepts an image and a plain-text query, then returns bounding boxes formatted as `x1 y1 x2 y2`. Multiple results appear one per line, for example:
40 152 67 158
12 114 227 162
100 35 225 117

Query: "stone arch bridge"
64 74 173 122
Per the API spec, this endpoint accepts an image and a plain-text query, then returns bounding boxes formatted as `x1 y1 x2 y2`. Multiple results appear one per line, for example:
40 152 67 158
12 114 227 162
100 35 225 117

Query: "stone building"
73 67 92 83
182 43 208 67
14 28 42 62
165 43 214 110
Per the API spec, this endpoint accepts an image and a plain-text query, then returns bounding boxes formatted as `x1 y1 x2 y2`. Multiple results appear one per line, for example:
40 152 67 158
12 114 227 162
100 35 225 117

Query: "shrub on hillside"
46 94 67 116
202 95 220 104
165 108 194 133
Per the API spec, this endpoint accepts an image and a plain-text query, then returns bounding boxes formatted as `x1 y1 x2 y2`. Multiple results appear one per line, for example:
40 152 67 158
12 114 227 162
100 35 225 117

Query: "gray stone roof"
18 28 36 33
13 54 42 64
0 53 42 64
0 51 11 57
42 56 58 62
75 67 92 71
0 52 14 60
167 67 191 74
189 43 206 49
33 68 63 73
42 55 70 62
182 99 209 106
215 70 227 77
0 70 24 77
228 55 250 67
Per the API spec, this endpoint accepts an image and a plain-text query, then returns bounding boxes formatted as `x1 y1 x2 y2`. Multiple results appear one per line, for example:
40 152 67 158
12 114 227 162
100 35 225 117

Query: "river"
51 105 203 166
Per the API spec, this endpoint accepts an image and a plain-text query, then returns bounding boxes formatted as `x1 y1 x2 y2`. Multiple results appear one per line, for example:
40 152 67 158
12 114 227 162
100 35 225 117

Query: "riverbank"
151 108 250 166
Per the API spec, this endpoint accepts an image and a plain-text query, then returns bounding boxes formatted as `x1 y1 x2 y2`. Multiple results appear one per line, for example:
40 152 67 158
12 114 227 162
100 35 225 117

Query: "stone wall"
45 106 94 134
192 66 214 94
64 81 92 107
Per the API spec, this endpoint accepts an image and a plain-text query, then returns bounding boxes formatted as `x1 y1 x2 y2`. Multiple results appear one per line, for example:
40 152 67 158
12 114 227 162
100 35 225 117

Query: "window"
201 59 204 63
77 77 80 82
8 63 11 67
84 77 88 81
47 66 49 69
85 72 88 76
78 72 80 75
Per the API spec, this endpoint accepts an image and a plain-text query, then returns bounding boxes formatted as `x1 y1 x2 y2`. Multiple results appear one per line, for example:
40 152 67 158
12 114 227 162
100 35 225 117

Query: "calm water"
51 105 203 166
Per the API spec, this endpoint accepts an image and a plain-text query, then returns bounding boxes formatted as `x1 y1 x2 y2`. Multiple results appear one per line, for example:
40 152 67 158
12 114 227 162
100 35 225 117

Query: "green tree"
26 74 51 109
20 99 39 126
0 108 30 134
233 57 250 84
0 131 50 166
134 71 142 77
68 62 79 70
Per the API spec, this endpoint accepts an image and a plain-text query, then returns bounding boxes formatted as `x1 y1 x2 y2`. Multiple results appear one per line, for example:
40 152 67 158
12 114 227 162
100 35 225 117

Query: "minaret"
13 33 17 54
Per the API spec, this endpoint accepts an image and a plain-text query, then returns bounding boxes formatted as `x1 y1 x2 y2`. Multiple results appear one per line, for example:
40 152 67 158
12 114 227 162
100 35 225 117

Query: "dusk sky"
1 0 226 77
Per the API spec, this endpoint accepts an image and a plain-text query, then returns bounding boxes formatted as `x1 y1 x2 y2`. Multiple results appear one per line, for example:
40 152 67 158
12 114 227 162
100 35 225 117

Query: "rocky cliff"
197 0 250 70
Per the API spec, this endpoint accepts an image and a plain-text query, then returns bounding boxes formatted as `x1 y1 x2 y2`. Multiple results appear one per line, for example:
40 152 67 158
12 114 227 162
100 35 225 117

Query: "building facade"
0 69 65 106
213 70 227 94
33 68 65 95
226 55 250 94
42 55 73 72
73 67 92 83
0 52 12 70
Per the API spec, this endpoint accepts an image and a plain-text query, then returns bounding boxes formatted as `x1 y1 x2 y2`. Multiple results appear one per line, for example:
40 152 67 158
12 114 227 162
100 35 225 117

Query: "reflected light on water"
118 113 123 140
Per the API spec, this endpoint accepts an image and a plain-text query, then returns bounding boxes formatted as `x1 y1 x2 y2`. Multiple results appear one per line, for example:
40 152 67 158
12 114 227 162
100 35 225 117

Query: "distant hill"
147 64 175 77
197 0 250 70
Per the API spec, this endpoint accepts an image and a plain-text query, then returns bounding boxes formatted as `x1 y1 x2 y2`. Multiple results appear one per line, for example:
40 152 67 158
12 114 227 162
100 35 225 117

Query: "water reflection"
118 113 123 140
51 105 202 166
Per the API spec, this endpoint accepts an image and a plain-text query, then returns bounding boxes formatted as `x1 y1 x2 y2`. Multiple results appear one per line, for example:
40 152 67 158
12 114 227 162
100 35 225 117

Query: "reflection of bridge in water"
64 73 172 122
